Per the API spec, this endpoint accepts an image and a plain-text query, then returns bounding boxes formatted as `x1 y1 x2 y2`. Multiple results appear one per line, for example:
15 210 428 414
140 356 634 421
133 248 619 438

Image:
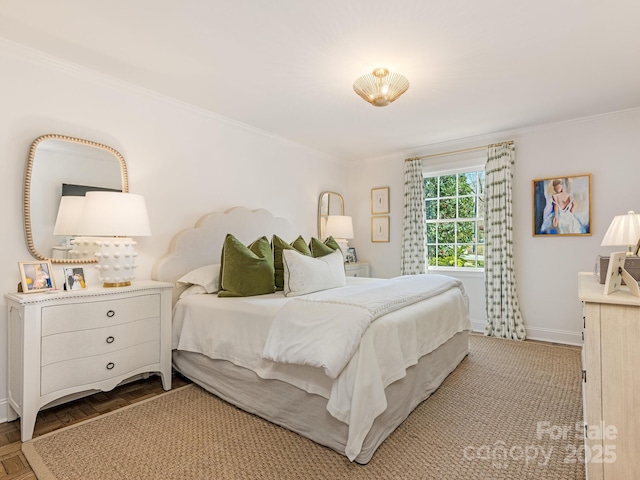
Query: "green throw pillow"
218 234 275 297
272 235 311 290
309 236 341 258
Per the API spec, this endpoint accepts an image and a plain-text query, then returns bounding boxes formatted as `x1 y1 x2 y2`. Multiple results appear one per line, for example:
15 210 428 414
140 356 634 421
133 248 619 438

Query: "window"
424 168 485 269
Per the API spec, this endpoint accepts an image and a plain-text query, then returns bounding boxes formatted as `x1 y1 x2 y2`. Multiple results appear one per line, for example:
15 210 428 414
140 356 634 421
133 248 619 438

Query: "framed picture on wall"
18 260 56 293
532 173 592 236
371 187 390 214
371 216 390 242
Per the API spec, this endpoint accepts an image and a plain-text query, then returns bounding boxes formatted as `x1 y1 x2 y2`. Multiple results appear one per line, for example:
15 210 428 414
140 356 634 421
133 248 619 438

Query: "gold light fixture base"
353 68 409 107
103 281 132 288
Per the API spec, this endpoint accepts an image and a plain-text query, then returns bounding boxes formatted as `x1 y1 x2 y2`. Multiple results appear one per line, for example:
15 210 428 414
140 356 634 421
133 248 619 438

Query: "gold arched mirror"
318 191 344 238
24 134 129 264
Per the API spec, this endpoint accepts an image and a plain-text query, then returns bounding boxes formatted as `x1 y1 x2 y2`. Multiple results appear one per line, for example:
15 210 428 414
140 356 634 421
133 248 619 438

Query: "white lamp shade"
601 210 640 247
76 192 151 237
324 215 354 239
53 196 85 235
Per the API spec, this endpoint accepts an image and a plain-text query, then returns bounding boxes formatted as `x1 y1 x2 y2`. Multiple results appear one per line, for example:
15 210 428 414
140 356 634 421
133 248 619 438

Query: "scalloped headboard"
152 207 294 303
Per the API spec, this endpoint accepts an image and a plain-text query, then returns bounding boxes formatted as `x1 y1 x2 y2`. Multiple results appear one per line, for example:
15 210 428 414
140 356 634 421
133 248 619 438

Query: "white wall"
347 108 640 344
0 41 348 420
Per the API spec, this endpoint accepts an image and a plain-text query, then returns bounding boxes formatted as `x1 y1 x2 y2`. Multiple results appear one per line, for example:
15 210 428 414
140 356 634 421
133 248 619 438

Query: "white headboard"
152 207 294 302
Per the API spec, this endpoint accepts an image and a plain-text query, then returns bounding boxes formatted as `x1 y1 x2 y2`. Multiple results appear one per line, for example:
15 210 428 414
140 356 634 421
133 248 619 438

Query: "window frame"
423 163 485 273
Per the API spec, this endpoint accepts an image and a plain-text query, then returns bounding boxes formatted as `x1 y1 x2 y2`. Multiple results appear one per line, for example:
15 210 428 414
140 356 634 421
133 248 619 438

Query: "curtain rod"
407 140 514 161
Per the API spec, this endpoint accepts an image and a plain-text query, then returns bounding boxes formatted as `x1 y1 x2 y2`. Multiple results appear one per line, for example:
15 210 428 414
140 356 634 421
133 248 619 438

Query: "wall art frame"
371 187 390 214
532 173 592 236
371 216 390 242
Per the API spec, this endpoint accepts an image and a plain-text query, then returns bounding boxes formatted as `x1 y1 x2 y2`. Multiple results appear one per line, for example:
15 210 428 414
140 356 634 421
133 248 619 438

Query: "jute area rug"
23 335 584 480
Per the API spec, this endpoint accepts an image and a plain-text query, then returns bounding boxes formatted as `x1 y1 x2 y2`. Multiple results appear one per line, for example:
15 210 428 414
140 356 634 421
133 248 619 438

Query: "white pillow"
176 264 220 293
282 249 346 297
179 284 207 299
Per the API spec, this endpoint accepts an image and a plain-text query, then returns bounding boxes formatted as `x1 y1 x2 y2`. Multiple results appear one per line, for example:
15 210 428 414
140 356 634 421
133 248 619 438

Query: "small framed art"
532 173 592 236
64 267 87 290
371 187 390 214
371 216 390 242
603 252 640 297
346 247 358 263
18 260 56 293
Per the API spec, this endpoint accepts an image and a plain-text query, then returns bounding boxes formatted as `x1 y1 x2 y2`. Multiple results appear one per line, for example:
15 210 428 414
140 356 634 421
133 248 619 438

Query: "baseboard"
524 326 583 346
470 321 582 346
470 320 485 334
0 398 8 424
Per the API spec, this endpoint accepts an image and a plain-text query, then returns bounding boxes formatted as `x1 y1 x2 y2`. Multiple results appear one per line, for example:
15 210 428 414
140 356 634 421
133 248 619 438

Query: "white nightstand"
5 280 173 441
345 262 370 278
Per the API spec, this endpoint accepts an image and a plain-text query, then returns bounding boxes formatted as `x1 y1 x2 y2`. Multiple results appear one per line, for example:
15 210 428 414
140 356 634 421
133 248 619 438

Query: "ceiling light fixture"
353 68 409 107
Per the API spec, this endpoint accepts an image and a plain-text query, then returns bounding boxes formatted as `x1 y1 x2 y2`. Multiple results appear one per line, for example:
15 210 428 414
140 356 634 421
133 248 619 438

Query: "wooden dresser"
5 280 173 441
578 272 640 479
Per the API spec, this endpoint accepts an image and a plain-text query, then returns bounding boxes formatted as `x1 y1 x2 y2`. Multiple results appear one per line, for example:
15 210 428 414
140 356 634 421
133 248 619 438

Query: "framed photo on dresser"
18 260 56 293
64 267 87 291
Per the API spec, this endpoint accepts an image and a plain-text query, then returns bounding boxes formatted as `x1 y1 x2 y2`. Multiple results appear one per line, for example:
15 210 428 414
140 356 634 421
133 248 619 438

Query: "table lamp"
601 210 640 255
76 192 151 287
324 215 354 257
53 195 85 249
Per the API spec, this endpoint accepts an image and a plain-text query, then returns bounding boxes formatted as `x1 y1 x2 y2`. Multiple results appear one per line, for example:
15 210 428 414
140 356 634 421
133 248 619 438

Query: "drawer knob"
106 310 115 318
106 336 115 344
106 362 115 370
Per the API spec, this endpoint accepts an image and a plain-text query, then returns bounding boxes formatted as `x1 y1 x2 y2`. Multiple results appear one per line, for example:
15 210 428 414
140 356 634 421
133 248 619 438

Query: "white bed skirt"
172 330 469 464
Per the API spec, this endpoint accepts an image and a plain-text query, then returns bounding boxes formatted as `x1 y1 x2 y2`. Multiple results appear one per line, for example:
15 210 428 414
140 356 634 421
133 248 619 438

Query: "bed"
152 207 471 464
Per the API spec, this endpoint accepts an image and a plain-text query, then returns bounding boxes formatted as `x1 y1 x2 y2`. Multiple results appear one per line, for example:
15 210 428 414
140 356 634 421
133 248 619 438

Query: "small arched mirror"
318 191 344 238
24 134 129 264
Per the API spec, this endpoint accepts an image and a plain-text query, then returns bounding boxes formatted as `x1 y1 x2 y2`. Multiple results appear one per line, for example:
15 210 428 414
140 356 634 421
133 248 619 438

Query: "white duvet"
172 275 471 461
262 274 464 379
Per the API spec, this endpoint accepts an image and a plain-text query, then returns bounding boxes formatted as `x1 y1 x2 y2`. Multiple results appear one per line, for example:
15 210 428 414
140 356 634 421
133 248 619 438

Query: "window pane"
439 199 456 219
426 199 438 220
439 175 456 197
477 219 485 243
477 194 485 219
437 245 455 266
457 221 475 243
478 171 485 195
458 172 476 195
427 244 436 266
460 245 477 268
424 177 438 199
426 223 436 243
458 197 476 218
439 222 455 242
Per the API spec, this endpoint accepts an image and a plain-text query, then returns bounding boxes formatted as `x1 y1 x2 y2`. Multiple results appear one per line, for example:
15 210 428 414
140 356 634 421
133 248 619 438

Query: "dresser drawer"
42 294 160 336
41 340 160 396
41 317 160 366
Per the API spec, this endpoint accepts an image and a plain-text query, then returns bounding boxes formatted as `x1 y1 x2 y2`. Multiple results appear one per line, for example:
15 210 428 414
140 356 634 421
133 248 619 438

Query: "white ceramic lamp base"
93 237 139 287
69 236 102 261
335 238 349 260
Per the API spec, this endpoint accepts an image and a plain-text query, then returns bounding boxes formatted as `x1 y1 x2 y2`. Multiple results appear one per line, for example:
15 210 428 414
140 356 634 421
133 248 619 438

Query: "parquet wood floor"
0 373 190 479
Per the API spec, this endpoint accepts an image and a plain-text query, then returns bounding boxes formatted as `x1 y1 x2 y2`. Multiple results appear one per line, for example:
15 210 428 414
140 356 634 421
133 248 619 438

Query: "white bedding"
262 274 463 378
172 276 471 461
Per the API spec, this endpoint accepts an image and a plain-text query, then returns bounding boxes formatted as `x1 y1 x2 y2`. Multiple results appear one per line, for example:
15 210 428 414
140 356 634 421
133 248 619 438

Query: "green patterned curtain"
401 157 426 275
484 143 526 340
